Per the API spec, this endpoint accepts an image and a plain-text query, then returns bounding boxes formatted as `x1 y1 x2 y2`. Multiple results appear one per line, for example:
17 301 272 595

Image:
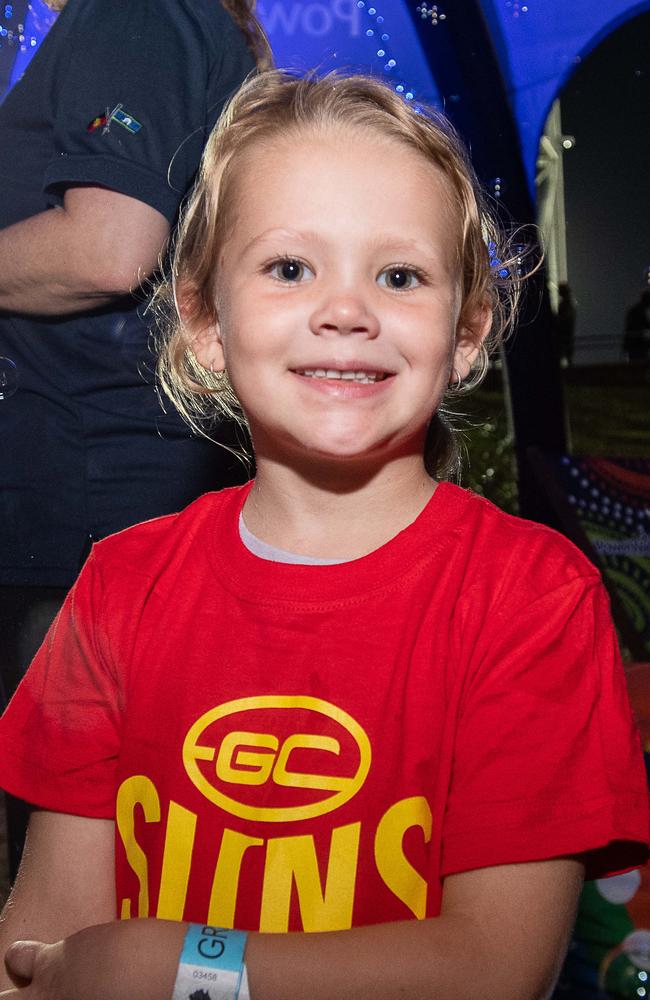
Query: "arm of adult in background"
0 810 115 991
0 857 584 1000
0 186 169 315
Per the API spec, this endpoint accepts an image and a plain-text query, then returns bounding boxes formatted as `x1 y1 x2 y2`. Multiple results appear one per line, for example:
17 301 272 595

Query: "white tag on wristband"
172 924 248 1000
238 965 251 1000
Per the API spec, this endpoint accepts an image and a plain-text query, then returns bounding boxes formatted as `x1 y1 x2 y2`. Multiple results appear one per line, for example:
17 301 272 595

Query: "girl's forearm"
3 917 480 1000
247 914 488 1000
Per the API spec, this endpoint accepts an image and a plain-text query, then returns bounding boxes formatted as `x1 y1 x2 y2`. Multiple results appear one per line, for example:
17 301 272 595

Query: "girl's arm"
0 810 115 991
0 857 584 1000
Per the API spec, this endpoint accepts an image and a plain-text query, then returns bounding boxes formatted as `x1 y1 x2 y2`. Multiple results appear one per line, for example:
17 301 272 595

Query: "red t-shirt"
0 482 647 930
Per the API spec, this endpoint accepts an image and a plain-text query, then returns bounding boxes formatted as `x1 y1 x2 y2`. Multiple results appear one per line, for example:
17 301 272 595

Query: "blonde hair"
155 70 526 477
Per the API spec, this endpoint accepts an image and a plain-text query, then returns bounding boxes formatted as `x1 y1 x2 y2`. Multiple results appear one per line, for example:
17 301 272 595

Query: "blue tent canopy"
479 0 650 183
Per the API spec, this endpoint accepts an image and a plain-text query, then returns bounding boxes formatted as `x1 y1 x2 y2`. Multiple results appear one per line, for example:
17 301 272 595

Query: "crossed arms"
0 811 584 1000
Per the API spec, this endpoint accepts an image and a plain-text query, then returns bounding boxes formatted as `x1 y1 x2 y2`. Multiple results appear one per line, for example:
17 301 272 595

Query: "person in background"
0 0 269 875
0 70 646 1000
554 280 577 366
624 287 650 362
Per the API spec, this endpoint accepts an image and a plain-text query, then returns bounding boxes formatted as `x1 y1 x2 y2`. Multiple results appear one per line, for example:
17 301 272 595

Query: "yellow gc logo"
182 696 371 822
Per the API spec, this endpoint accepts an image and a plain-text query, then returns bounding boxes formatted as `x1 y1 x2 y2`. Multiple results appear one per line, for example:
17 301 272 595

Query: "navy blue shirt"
0 0 254 586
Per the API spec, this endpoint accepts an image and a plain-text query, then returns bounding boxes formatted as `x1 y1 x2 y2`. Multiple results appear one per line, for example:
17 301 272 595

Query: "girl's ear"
190 319 226 374
176 282 226 373
452 298 493 379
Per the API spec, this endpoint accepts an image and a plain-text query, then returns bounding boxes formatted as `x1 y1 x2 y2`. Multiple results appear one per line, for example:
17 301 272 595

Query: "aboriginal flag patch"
87 113 108 133
87 104 142 135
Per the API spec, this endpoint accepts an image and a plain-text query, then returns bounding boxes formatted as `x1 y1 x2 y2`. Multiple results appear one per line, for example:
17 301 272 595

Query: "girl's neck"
242 455 437 561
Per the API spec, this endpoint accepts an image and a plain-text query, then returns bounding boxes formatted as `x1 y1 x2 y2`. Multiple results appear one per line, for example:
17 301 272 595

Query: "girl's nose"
309 292 380 339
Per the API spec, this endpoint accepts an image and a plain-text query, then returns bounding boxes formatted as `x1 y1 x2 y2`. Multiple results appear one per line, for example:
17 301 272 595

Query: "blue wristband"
172 924 248 1000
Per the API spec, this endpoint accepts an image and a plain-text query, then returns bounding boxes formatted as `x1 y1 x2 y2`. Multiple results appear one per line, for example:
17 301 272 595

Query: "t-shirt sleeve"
42 0 253 221
442 575 649 880
0 552 122 817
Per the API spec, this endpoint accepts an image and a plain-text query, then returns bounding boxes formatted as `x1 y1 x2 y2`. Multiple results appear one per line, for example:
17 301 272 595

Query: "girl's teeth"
299 369 382 383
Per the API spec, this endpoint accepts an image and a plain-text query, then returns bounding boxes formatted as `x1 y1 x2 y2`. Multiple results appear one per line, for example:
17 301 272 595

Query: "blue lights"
416 4 447 27
257 0 441 109
1 0 58 100
357 2 424 99
488 241 511 280
0 2 14 46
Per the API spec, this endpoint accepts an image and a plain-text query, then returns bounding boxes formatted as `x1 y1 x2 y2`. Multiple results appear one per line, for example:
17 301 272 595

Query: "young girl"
0 70 646 1000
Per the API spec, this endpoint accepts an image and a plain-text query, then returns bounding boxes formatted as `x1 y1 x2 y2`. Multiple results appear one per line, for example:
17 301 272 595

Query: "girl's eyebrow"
367 235 442 261
240 228 321 256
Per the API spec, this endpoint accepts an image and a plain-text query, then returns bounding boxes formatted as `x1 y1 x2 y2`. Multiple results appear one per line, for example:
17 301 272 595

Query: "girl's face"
195 126 488 473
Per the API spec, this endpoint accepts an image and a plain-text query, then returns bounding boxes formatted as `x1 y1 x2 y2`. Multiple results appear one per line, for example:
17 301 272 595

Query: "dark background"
561 9 650 364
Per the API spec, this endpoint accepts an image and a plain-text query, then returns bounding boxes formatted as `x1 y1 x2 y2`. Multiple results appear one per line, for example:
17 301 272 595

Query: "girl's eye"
269 258 314 283
378 267 422 290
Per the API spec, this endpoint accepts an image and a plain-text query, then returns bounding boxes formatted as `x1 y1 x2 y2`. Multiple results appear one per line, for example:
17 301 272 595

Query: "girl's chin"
250 418 427 469
275 433 424 471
